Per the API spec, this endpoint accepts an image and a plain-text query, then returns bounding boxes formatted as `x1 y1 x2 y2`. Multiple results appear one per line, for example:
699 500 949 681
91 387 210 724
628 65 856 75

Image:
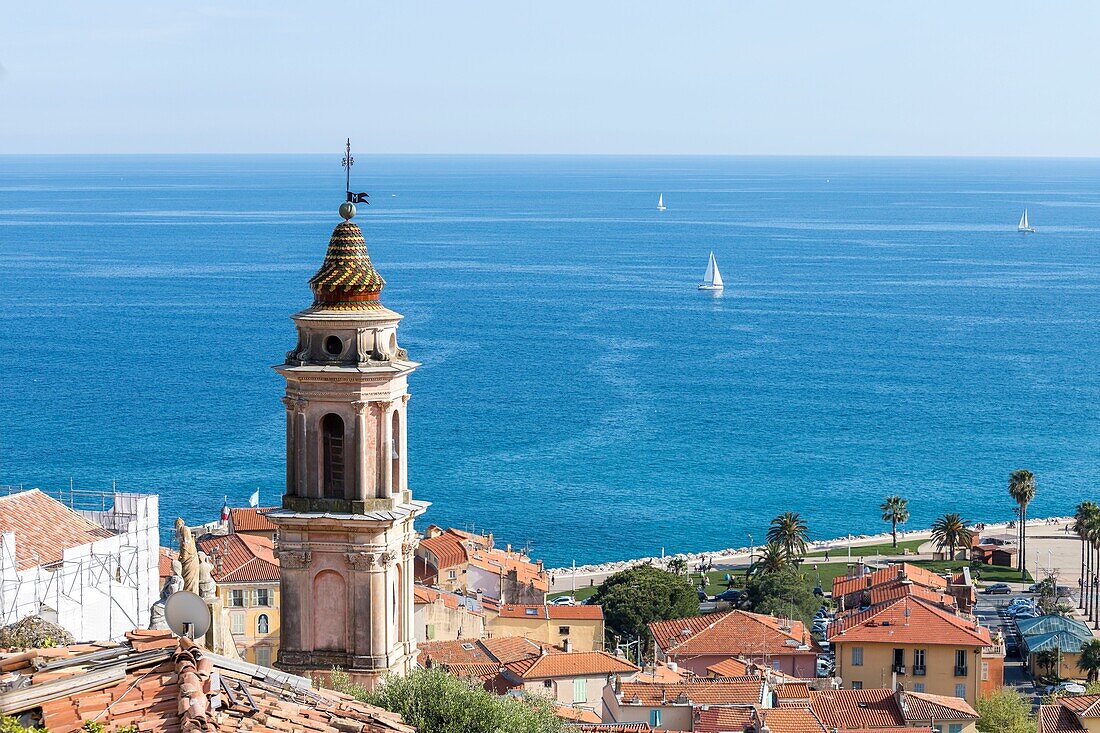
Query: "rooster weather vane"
342 138 369 205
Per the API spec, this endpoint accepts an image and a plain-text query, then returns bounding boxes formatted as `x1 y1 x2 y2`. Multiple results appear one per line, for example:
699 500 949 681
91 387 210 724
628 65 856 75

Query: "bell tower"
268 188 428 688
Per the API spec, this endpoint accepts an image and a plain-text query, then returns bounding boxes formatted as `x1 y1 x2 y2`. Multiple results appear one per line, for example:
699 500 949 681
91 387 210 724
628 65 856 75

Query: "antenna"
165 590 211 640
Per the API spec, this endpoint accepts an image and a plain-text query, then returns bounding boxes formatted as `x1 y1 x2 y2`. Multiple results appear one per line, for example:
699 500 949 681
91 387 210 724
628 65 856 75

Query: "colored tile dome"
308 220 385 310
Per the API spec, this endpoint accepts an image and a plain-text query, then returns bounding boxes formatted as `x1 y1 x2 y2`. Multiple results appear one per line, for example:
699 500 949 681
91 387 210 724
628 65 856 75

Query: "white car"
549 596 576 606
1049 682 1086 695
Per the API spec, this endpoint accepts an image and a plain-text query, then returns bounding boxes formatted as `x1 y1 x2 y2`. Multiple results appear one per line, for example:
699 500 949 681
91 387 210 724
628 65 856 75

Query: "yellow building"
486 603 605 651
199 532 281 667
827 592 1001 707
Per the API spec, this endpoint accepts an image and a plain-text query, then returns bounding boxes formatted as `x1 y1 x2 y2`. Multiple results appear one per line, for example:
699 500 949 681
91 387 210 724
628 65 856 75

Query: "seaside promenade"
548 516 1083 594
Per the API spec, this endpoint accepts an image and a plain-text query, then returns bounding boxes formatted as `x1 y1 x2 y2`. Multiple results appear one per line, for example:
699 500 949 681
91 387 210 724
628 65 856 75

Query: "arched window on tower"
321 413 345 498
391 410 401 493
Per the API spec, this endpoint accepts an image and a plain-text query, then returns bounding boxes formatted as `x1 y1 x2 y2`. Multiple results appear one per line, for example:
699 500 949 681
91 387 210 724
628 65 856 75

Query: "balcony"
954 665 968 677
912 665 926 676
892 664 906 675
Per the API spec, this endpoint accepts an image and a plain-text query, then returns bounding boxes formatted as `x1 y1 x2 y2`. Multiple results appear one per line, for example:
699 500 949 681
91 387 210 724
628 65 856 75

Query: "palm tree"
667 557 687 576
766 512 809 561
931 513 972 561
1074 502 1099 613
1034 648 1060 681
1078 639 1100 683
1008 469 1036 580
880 496 910 549
750 542 789 576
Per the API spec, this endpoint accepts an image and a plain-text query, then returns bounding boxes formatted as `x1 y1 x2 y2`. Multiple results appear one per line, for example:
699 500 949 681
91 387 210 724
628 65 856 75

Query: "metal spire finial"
340 138 369 220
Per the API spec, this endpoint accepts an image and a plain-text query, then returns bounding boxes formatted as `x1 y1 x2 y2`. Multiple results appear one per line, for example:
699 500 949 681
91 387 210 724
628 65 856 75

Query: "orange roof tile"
418 532 470 570
0 489 113 570
650 609 819 658
810 688 906 730
903 690 978 721
773 682 811 702
468 547 549 592
827 595 991 647
637 664 687 683
197 533 279 583
869 581 956 608
695 706 826 733
554 704 601 723
833 563 948 599
1055 694 1100 717
159 547 178 580
705 657 749 678
497 603 603 620
619 677 764 706
1039 704 1088 733
413 583 484 614
227 506 277 533
692 706 754 733
505 650 637 679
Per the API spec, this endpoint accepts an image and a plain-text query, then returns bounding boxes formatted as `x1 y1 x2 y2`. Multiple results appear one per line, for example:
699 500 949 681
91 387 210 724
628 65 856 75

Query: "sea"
1 155 1098 568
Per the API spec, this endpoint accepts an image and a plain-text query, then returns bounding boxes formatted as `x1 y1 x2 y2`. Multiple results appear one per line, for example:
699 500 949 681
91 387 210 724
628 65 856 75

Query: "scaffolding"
0 485 159 642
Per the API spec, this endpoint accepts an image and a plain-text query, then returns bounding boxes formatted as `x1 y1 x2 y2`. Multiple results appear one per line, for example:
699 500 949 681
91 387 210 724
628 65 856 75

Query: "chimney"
536 559 544 572
667 661 678 673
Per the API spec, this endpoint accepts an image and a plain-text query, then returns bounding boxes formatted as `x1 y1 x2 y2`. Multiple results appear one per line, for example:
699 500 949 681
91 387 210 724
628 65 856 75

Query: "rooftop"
197 533 280 583
504 650 637 680
497 604 603 621
0 630 409 732
694 705 827 733
618 677 765 707
227 506 277 534
832 563 949 600
308 220 386 311
649 609 818 657
0 489 114 571
827 594 991 647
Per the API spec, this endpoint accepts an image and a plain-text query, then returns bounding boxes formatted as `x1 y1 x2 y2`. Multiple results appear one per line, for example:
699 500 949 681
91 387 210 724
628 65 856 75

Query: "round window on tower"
324 335 344 356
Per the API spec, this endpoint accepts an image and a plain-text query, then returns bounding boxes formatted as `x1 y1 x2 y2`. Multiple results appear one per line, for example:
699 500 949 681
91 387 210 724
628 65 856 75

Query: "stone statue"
197 551 217 602
149 573 183 630
176 518 199 595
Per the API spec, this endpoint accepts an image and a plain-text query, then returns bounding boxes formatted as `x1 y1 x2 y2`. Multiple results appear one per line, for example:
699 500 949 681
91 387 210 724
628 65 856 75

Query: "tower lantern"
268 147 428 687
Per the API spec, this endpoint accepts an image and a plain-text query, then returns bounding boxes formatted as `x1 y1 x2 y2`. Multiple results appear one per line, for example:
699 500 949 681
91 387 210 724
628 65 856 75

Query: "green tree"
1033 648 1060 680
333 667 563 733
975 689 1033 733
588 564 699 655
766 512 809 561
1008 469 1036 579
1074 502 1098 616
931 513 972 561
749 542 790 577
743 567 819 626
667 557 688 576
880 495 910 549
1078 639 1100 683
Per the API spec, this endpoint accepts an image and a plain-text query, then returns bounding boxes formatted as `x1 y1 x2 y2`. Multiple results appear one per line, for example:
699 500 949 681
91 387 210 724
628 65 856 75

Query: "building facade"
267 202 429 688
487 603 605 651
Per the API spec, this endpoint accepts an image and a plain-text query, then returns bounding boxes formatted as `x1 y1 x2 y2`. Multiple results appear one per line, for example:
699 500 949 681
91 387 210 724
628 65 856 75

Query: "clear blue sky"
2 2 1098 155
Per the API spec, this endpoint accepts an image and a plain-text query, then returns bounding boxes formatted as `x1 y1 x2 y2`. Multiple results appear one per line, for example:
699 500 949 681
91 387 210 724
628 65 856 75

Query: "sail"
658 194 664 208
1019 209 1029 230
710 255 724 287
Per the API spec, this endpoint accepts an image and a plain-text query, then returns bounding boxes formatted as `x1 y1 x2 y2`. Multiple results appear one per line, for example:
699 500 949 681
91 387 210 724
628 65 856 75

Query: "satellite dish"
165 590 211 639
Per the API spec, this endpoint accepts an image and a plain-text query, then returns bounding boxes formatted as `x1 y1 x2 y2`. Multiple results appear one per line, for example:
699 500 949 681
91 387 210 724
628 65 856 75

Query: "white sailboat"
1018 208 1035 233
698 252 724 291
657 194 666 211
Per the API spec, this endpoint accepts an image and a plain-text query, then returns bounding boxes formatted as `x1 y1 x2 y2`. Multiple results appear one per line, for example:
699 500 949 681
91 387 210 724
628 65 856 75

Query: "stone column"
372 401 393 498
282 397 296 493
353 401 369 501
295 405 308 496
346 551 375 660
399 394 411 493
370 557 387 661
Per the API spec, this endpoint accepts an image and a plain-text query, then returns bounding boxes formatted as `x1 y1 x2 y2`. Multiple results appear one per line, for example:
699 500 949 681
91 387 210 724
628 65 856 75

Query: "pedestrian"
824 550 830 561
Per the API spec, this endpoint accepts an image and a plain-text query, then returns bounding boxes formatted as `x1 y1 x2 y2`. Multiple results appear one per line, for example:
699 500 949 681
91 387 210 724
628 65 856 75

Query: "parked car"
1013 610 1040 621
984 583 1011 595
1048 682 1087 695
715 589 742 603
550 595 576 606
816 657 834 677
697 590 709 602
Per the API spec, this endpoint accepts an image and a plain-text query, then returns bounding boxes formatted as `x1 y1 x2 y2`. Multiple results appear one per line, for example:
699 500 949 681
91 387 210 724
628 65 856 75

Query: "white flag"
249 489 260 508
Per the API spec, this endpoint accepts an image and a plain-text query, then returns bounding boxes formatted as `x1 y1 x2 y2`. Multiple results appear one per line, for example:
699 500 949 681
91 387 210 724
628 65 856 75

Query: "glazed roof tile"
649 609 818 657
0 489 113 570
827 594 991 646
309 220 386 310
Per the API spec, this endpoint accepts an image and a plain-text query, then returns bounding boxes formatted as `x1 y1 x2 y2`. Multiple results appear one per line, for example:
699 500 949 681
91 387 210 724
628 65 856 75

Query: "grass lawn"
909 560 1032 585
805 538 925 559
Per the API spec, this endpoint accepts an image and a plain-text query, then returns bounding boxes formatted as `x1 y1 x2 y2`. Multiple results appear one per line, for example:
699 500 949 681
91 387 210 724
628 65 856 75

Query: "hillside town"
0 201 1097 733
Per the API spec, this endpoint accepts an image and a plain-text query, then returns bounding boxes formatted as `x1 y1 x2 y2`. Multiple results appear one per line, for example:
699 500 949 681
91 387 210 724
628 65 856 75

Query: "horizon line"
4 151 1100 161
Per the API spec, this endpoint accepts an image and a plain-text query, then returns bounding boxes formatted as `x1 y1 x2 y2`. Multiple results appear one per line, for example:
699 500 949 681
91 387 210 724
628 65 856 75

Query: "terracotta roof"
1039 704 1088 733
497 604 603 620
198 533 280 583
1056 694 1100 717
505 650 637 679
228 506 277 534
468 547 549 592
810 688 906 730
694 706 828 733
0 631 410 733
573 725 658 732
481 636 556 664
0 489 114 570
554 704 601 723
309 220 386 310
636 664 686 683
833 563 948 599
650 609 818 658
618 677 764 706
705 658 749 678
827 595 991 647
418 532 470 570
159 547 178 580
869 581 956 608
691 706 753 733
903 690 977 721
418 636 555 672
773 682 811 702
